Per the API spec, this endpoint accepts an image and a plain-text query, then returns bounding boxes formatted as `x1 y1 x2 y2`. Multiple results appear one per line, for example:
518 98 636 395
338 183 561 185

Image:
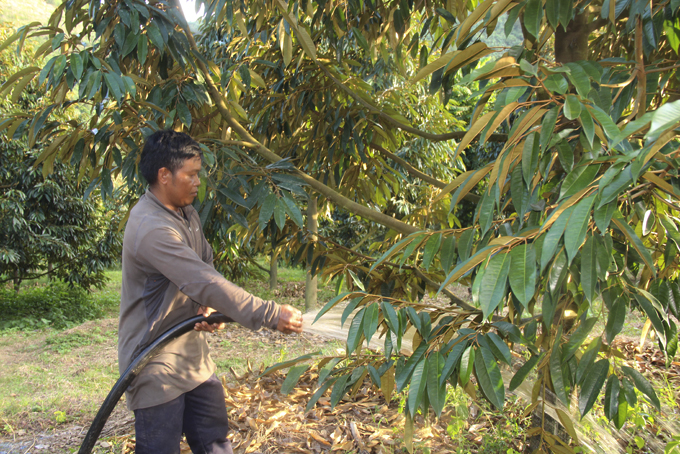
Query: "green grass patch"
44 329 113 354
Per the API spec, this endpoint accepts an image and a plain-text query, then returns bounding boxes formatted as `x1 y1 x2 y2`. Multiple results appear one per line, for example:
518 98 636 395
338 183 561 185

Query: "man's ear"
157 167 172 185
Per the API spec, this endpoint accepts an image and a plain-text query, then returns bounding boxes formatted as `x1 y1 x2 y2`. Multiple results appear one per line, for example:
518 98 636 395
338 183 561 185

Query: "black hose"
78 313 233 454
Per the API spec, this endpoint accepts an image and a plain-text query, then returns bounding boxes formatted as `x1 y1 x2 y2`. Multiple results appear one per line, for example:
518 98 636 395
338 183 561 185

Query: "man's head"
140 130 203 211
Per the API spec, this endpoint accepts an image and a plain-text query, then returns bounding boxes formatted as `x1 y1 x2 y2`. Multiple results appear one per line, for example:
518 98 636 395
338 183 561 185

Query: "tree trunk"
13 269 20 293
305 196 318 312
269 248 278 290
47 263 53 281
555 11 589 64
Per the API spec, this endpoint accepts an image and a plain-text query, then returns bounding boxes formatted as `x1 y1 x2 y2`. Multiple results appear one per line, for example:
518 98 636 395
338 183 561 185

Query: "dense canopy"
2 0 680 451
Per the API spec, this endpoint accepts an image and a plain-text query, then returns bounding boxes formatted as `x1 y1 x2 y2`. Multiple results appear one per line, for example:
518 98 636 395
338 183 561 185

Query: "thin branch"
646 63 680 74
369 143 447 189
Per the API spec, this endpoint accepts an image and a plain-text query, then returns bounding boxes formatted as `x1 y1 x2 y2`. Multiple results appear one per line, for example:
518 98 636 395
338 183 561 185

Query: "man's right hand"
277 304 303 334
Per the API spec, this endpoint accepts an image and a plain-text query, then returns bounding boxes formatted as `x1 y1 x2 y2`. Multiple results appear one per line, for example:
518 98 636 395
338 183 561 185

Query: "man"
118 130 303 454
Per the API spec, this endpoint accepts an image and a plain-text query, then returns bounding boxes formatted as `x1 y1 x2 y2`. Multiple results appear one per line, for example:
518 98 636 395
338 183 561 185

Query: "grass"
0 0 57 28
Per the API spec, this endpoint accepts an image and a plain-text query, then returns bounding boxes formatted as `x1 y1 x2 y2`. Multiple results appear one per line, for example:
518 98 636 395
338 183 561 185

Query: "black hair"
139 130 202 185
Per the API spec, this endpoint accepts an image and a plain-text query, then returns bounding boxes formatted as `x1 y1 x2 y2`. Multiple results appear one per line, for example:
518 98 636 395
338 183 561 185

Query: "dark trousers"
134 375 233 454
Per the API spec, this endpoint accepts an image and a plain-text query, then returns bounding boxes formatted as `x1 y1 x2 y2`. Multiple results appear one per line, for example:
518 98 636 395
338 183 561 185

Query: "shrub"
0 281 118 331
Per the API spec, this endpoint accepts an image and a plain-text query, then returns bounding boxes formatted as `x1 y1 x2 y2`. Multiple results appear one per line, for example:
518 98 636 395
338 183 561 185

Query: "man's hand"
277 305 303 334
194 306 226 333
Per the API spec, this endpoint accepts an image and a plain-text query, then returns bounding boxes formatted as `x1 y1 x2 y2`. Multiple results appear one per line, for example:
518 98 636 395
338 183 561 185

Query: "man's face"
166 156 202 210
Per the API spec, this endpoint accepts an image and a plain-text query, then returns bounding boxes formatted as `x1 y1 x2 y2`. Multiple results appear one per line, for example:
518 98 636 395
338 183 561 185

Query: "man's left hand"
194 306 226 333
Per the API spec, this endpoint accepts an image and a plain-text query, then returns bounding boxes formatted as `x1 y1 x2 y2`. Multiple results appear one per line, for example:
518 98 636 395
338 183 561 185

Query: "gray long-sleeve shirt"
118 190 281 410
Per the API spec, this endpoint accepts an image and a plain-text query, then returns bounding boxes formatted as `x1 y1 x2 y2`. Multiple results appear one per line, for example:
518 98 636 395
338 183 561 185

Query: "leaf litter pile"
109 325 533 454
8 322 677 453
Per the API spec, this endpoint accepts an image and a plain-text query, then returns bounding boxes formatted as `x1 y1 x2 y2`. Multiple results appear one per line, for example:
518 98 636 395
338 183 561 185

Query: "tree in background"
0 25 122 290
2 1 680 452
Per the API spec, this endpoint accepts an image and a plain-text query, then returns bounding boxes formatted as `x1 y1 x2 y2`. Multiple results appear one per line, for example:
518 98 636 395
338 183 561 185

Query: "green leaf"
318 358 341 386
565 62 591 97
508 243 536 307
348 269 365 291
660 215 680 251
440 235 457 272
479 252 511 319
581 235 598 303
258 193 276 229
604 375 620 422
427 352 446 417
598 167 632 208
347 307 366 353
562 317 598 361
524 0 543 38
540 106 560 152
147 22 164 50
633 293 666 346
176 102 192 128
522 132 540 187
620 366 661 410
121 31 138 57
580 106 595 147
605 296 626 344
274 199 286 230
646 99 680 141
370 235 413 273
544 74 569 95
560 163 600 201
486 332 512 365
281 193 303 227
104 72 124 102
363 303 379 346
70 53 83 80
666 321 678 365
576 338 602 386
441 338 468 386
474 347 505 409
261 352 320 376
459 345 475 386
330 373 350 408
306 377 337 411
138 35 148 65
408 358 428 418
564 195 595 264
397 343 427 392
545 0 559 30
422 233 442 271
621 377 637 408
559 0 574 30
589 105 621 142
579 359 609 417
550 342 569 405
314 292 351 324
458 228 475 262
51 55 67 82
564 95 582 120
541 206 574 272
612 212 656 277
594 201 616 233
509 354 541 391
400 233 427 267
477 190 495 235
281 364 309 395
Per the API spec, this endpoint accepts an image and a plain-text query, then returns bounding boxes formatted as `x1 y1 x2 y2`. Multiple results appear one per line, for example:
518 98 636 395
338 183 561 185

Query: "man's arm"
196 303 303 334
137 226 282 331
